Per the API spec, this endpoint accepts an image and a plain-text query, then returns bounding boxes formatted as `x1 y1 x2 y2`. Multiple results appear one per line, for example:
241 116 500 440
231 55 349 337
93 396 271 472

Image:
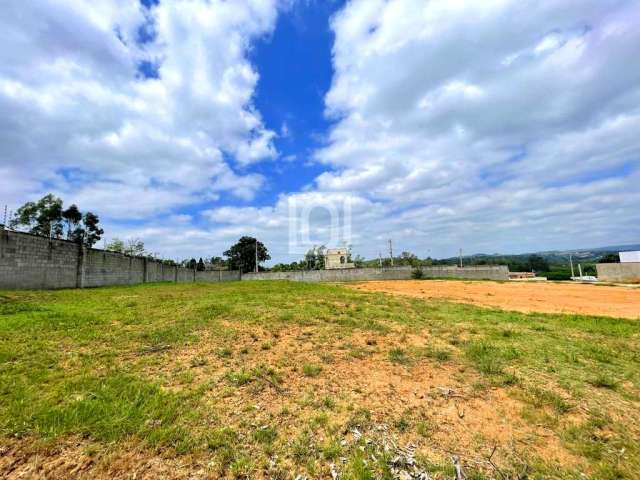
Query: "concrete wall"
0 227 79 289
0 226 240 290
242 265 509 282
597 262 640 283
196 270 241 282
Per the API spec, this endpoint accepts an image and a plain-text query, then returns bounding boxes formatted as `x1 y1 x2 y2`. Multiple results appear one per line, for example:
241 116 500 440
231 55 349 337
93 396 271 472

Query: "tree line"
9 195 618 277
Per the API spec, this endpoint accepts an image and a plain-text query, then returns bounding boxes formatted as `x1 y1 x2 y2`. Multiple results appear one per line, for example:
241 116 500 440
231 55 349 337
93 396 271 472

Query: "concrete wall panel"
597 263 640 282
242 265 509 283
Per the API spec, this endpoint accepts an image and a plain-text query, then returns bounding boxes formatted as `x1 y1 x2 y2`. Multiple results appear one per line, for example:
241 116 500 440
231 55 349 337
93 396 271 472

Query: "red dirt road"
348 280 640 319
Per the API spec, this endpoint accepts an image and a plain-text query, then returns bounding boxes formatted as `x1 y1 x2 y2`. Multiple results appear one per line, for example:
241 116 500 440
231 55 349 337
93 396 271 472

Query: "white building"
619 251 640 263
324 248 355 270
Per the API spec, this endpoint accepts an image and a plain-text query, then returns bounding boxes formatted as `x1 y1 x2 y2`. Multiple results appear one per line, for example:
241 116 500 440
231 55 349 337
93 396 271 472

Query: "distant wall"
597 262 640 283
0 226 240 290
242 265 509 282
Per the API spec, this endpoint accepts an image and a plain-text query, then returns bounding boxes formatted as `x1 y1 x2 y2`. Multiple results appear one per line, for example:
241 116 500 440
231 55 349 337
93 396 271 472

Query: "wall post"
143 257 148 283
76 244 87 288
0 224 6 259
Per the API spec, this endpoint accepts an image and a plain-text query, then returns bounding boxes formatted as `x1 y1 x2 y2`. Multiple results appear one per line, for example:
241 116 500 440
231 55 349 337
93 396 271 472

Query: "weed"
225 368 253 386
388 347 410 365
321 437 342 459
302 363 322 377
588 374 618 390
217 347 233 358
254 425 277 444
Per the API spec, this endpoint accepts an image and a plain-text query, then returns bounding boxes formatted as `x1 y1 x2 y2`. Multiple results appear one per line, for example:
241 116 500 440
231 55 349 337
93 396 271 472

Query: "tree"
197 258 206 271
399 251 419 266
10 194 64 238
223 236 270 273
209 256 227 269
599 253 620 263
527 254 549 273
11 194 103 247
304 245 326 270
352 254 366 268
106 238 125 253
186 258 197 270
62 204 82 238
81 212 103 247
106 237 145 256
124 238 145 256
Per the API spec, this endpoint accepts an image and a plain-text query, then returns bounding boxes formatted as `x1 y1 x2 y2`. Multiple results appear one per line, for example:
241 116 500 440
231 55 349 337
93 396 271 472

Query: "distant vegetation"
269 247 629 279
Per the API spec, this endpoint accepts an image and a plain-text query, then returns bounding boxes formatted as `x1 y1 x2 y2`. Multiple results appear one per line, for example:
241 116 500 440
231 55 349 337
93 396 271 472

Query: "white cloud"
3 0 639 263
0 0 279 218
307 0 640 258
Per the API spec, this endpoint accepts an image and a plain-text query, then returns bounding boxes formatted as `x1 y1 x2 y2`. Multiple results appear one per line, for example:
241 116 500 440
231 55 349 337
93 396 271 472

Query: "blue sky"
249 0 342 207
1 0 639 263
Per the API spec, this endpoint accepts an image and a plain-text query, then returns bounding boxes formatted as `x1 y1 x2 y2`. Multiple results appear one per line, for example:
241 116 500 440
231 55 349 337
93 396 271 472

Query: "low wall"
242 265 509 282
597 263 640 282
0 226 240 290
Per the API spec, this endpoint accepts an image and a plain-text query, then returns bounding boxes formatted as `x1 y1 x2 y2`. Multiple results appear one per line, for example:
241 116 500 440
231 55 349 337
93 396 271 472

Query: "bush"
411 267 424 279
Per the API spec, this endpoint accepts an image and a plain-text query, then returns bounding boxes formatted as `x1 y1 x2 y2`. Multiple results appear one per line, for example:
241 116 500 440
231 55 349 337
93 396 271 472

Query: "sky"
1 0 639 264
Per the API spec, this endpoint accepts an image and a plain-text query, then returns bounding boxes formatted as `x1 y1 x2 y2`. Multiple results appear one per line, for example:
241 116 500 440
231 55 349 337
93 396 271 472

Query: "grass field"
1 281 639 479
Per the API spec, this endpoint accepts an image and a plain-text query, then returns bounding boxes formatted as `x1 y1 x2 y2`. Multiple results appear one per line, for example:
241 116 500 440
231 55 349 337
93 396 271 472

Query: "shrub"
411 267 424 279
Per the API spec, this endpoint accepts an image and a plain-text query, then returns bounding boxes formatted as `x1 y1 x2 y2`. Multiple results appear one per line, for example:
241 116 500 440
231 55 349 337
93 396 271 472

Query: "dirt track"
349 280 640 319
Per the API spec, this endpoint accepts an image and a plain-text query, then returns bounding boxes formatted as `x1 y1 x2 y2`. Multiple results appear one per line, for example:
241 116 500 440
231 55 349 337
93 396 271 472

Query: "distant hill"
461 243 640 264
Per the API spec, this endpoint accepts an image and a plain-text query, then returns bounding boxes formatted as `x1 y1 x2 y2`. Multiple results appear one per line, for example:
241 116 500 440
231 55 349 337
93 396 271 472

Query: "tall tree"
223 236 270 273
10 194 64 238
197 258 206 271
304 245 326 270
82 212 104 247
62 204 82 238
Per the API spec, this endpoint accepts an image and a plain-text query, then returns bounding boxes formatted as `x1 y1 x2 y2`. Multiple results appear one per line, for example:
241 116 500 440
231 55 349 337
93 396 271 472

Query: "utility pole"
255 239 259 273
569 253 575 278
378 251 383 268
578 263 583 279
388 239 394 266
459 248 463 268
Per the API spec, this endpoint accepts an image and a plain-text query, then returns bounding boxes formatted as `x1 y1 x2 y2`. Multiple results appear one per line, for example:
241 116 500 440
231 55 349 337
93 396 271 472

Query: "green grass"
302 363 322 377
1 281 639 478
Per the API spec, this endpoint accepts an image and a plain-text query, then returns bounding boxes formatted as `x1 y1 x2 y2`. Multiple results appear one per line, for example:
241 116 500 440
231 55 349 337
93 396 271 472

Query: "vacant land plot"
350 280 640 319
1 281 639 479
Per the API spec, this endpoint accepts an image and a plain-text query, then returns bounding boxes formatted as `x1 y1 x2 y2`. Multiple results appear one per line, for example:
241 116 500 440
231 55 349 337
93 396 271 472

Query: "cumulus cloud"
3 0 639 262
310 0 640 257
0 0 279 219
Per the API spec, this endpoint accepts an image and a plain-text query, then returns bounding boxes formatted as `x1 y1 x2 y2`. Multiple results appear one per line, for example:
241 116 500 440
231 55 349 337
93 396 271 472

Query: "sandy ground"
348 280 640 319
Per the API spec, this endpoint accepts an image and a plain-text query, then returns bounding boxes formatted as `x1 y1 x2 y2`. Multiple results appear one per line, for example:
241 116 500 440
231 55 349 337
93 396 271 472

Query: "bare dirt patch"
348 280 640 319
131 324 584 475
